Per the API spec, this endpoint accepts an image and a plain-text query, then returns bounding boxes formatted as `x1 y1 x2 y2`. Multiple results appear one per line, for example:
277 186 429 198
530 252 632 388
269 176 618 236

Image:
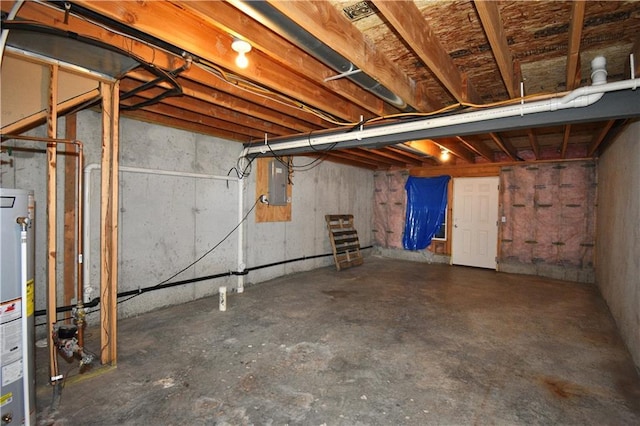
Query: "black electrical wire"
115 195 261 306
33 244 374 326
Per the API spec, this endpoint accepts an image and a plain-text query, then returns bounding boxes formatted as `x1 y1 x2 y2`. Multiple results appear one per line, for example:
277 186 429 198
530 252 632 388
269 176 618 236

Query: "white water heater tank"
0 188 36 425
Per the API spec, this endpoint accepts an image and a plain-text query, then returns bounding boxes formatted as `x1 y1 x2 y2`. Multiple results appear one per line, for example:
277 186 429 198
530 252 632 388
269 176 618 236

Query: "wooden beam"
488 132 518 161
119 78 294 137
261 0 437 111
47 64 59 382
121 109 249 141
527 130 540 159
126 71 323 133
456 136 494 162
176 0 398 117
434 138 476 164
7 2 328 129
320 153 378 170
368 147 424 167
329 150 388 168
474 0 518 98
349 148 408 168
74 0 372 122
63 114 77 314
404 139 443 161
410 163 501 178
566 0 586 91
99 81 119 366
373 0 481 104
1 86 100 135
561 124 572 159
588 120 616 156
622 35 640 80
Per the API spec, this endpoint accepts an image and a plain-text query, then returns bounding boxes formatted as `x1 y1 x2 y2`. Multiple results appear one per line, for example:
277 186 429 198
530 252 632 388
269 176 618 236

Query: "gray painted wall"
596 119 640 370
1 110 373 330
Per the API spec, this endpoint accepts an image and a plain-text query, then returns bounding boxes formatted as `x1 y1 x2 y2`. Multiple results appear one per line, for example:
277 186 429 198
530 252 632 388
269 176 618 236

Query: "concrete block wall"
499 161 597 283
596 120 640 370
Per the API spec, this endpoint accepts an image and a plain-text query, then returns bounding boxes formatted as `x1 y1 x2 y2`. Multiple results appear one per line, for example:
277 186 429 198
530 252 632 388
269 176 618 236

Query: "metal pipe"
0 0 25 69
82 164 240 301
1 134 85 383
17 217 32 426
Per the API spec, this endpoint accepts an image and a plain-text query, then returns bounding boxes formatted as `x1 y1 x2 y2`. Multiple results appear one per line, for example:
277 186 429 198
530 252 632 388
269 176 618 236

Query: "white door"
451 177 499 269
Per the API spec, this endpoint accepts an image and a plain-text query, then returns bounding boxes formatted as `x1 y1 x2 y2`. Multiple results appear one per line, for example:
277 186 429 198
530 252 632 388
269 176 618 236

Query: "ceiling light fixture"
440 148 450 161
231 38 251 69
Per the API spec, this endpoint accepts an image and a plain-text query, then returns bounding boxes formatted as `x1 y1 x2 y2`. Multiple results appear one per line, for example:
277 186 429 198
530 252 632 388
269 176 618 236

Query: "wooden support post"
63 114 77 313
99 81 120 365
47 64 60 381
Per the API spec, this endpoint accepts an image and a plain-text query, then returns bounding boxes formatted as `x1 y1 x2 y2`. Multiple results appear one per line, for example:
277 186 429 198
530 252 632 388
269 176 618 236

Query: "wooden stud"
47 64 59 382
99 81 120 365
63 114 77 313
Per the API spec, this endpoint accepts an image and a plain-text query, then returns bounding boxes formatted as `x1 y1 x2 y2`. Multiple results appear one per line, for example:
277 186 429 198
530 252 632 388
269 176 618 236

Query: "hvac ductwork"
235 0 411 111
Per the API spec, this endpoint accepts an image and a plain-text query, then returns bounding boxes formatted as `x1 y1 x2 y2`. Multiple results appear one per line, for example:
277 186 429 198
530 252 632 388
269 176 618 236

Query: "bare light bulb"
235 52 249 68
441 149 450 161
231 38 251 69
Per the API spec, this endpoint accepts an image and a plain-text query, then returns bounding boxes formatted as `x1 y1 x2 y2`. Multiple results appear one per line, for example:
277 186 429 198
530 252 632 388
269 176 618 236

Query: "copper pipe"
1 134 86 374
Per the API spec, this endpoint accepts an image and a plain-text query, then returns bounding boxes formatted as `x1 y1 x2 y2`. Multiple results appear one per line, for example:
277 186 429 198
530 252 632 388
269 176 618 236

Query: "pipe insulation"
83 164 241 302
245 57 640 156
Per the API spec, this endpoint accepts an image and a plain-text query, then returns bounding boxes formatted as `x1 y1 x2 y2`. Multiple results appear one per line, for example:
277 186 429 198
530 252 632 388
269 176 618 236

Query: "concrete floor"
36 257 640 425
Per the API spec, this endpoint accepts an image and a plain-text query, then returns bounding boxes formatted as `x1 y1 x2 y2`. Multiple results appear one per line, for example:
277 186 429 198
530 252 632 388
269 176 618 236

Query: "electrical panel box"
268 159 288 206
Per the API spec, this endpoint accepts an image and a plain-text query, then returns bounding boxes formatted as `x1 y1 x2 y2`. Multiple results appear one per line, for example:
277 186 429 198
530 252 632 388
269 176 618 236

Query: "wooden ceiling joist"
488 132 518 161
456 136 494 162
119 79 293 137
174 0 398 118
374 0 481 105
474 0 518 98
74 0 373 122
259 0 437 112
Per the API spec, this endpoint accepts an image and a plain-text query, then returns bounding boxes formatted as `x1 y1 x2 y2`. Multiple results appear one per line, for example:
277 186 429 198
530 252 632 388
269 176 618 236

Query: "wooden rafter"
260 0 437 111
474 0 518 98
373 0 481 104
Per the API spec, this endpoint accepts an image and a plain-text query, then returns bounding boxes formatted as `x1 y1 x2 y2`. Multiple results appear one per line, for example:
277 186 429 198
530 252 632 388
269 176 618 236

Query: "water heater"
0 188 35 425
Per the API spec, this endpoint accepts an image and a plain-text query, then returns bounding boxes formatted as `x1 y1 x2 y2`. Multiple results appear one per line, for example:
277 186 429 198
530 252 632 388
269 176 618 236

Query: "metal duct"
237 1 412 111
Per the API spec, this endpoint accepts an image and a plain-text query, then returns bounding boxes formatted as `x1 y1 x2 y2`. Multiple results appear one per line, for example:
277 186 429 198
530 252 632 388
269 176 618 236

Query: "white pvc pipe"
236 148 249 293
0 0 25 69
245 59 640 156
19 224 32 426
83 164 239 302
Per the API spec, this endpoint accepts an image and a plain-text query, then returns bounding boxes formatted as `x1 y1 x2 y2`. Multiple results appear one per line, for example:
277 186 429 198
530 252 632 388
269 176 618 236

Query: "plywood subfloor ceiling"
2 0 639 170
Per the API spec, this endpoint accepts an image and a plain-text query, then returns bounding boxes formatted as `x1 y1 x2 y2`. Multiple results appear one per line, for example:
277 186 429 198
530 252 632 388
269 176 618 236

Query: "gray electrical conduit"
82 164 244 302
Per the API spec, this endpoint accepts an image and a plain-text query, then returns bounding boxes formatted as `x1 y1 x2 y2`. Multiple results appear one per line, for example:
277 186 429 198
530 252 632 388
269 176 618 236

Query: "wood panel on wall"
255 157 292 223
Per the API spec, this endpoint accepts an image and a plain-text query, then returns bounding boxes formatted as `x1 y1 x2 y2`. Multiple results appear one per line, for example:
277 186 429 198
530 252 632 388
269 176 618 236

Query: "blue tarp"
402 175 450 250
